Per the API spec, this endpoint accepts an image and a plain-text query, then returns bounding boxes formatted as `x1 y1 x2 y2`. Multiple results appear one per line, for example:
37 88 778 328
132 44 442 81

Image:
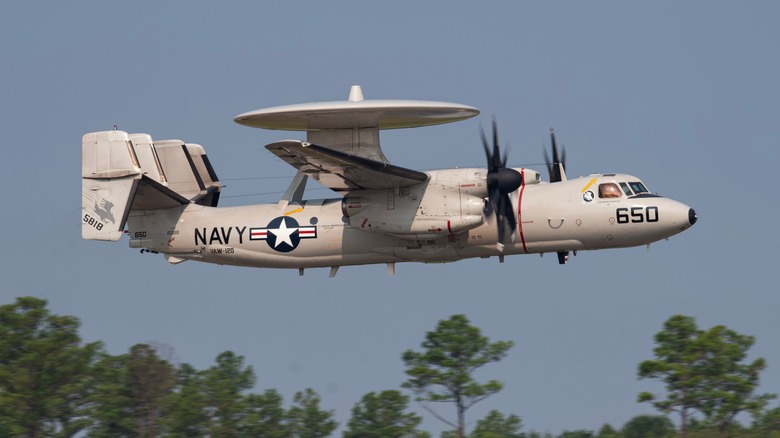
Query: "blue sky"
1 1 779 435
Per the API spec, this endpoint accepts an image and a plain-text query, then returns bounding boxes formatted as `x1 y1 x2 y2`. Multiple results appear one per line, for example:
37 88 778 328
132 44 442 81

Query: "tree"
620 415 675 438
638 315 775 438
0 296 101 437
402 314 514 438
89 344 175 438
470 409 523 437
344 390 427 438
751 406 780 436
201 351 256 437
161 363 208 437
88 353 136 437
287 388 338 438
521 432 553 438
637 315 702 437
696 325 775 434
240 389 287 438
557 431 595 438
595 424 618 438
127 344 176 436
160 354 336 438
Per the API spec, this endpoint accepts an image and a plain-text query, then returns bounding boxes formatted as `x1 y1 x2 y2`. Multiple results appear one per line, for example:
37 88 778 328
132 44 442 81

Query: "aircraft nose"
688 208 698 226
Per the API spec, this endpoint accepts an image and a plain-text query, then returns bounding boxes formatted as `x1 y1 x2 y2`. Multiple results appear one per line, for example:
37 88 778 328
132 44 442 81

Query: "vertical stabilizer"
152 140 222 204
129 133 167 184
81 131 142 241
82 129 222 242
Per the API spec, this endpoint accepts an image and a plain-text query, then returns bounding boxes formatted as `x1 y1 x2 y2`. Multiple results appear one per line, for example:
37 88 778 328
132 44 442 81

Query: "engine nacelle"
341 167 538 240
428 167 541 195
342 189 485 240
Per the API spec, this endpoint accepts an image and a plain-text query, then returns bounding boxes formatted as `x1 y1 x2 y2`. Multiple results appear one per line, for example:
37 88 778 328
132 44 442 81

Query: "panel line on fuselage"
517 169 529 254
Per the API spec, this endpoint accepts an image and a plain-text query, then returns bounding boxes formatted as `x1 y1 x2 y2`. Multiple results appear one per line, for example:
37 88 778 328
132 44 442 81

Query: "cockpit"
596 175 658 199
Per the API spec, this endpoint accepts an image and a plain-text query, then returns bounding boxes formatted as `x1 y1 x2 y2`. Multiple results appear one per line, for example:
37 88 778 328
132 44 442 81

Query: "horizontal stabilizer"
132 176 190 210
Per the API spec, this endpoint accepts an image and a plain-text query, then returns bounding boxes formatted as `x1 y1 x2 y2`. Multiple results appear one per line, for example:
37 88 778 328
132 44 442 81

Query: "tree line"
1 296 779 437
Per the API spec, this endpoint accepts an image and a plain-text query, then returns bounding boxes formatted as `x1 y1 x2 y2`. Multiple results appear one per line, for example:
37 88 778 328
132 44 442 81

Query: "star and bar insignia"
250 216 317 253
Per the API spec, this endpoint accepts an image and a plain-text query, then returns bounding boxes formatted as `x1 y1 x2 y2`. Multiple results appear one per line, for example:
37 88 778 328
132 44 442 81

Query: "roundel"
249 216 318 253
582 190 595 203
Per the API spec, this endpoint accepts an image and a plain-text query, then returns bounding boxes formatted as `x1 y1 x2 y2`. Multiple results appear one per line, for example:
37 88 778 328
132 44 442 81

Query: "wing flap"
266 141 428 191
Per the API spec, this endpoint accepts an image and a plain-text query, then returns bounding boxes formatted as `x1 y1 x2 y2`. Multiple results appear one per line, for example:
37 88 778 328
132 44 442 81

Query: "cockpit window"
619 182 633 196
629 182 649 194
598 183 623 198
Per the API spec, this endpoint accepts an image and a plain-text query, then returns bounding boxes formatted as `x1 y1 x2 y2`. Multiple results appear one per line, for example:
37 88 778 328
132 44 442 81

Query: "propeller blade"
480 126 496 172
494 193 517 251
550 129 559 163
501 194 518 232
479 119 522 252
492 119 501 169
544 128 567 183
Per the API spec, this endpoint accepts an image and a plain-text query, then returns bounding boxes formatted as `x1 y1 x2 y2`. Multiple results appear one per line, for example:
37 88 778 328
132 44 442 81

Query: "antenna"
348 85 364 102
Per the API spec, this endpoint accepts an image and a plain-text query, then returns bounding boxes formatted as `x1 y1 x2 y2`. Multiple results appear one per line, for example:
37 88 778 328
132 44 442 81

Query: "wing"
266 140 428 192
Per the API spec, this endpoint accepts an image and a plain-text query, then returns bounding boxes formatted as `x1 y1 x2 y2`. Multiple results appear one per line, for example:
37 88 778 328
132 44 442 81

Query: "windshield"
598 183 623 198
629 181 649 194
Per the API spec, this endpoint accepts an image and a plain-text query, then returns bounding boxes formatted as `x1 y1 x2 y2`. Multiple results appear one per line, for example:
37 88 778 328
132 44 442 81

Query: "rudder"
81 131 142 241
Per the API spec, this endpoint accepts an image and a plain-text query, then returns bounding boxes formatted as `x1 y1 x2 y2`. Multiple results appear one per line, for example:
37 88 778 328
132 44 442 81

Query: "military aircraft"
81 86 697 276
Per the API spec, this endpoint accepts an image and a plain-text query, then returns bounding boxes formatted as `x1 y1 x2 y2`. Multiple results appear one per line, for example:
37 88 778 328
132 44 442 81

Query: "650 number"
616 206 659 224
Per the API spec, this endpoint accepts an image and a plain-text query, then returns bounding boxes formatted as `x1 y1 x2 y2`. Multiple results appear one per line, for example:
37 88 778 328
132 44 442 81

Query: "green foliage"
240 389 287 437
637 314 702 436
129 344 176 436
287 388 338 438
696 325 776 433
620 415 675 438
0 296 336 437
344 390 426 438
523 433 554 438
201 351 256 437
752 406 780 436
88 344 176 437
88 353 136 437
638 315 776 436
8 296 780 438
596 424 618 438
557 430 595 438
161 355 338 437
525 433 554 438
402 314 514 436
161 363 208 437
0 296 101 437
471 409 523 437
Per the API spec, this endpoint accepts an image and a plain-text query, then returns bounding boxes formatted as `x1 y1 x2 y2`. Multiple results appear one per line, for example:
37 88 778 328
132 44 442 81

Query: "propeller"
543 128 567 183
480 119 523 252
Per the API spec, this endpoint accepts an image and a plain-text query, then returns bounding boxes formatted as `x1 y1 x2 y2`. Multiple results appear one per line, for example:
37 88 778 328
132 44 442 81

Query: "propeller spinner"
480 119 523 251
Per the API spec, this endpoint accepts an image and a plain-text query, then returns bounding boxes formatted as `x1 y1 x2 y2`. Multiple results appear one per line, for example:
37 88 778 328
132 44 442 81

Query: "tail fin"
81 130 222 241
82 131 142 241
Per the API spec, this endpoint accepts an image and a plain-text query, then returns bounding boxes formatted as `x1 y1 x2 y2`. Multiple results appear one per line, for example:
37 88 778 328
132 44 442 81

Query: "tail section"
81 130 222 241
82 131 142 241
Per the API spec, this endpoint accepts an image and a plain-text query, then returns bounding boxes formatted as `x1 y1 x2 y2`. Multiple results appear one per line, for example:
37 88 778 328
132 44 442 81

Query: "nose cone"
688 208 698 226
661 199 697 239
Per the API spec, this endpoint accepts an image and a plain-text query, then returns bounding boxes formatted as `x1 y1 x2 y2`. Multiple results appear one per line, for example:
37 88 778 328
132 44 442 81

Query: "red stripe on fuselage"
518 169 528 253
